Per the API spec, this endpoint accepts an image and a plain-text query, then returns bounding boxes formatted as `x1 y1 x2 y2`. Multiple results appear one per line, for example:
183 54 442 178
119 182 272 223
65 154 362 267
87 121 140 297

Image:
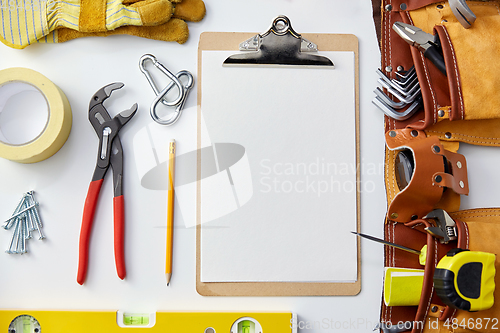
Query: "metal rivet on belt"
389 130 397 137
385 66 393 72
438 110 445 117
435 175 442 183
385 4 392 11
390 212 399 219
456 161 462 169
459 181 465 188
410 130 419 137
445 132 452 139
432 145 441 153
400 3 407 10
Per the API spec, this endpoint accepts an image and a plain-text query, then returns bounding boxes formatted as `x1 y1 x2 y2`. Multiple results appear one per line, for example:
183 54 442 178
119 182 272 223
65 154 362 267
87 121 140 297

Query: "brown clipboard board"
196 25 360 296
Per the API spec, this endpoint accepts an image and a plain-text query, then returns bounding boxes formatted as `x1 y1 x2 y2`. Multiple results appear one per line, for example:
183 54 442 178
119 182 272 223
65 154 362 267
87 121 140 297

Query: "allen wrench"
377 74 420 97
391 71 418 90
373 66 422 120
378 79 421 104
139 54 194 126
395 66 415 80
374 88 407 109
372 95 422 121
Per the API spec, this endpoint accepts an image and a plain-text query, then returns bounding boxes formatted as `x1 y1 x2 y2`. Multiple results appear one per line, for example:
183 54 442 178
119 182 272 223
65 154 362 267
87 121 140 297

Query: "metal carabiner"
139 54 184 107
150 70 194 126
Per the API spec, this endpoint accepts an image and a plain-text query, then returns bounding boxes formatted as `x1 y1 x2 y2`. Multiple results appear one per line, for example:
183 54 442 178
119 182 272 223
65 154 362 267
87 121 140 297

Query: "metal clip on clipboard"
223 15 334 68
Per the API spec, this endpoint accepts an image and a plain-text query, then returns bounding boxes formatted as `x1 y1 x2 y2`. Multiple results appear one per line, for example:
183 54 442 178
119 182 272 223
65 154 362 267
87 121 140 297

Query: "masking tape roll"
0 67 72 163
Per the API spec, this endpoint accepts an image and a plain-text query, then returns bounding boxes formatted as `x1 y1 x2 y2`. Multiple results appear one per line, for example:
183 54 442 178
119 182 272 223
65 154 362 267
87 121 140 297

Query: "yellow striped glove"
35 0 205 45
0 0 176 49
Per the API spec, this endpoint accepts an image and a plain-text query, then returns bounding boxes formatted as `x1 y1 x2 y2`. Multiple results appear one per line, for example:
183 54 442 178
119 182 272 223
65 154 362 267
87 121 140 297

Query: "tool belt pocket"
408 2 500 128
385 210 500 333
435 210 500 333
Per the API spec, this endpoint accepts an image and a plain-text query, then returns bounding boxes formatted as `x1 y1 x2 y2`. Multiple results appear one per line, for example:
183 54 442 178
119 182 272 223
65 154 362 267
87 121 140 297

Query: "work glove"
35 0 205 45
0 0 177 49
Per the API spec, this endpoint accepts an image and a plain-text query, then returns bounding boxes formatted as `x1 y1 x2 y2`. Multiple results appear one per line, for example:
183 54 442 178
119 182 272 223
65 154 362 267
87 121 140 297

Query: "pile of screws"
3 191 45 254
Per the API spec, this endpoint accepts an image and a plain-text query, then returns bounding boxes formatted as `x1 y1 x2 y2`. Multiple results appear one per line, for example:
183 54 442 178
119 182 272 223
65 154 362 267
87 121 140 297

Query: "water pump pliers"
77 83 137 285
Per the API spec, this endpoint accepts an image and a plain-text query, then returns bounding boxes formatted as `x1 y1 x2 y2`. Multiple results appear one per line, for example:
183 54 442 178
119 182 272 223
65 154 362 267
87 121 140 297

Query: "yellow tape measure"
434 249 496 311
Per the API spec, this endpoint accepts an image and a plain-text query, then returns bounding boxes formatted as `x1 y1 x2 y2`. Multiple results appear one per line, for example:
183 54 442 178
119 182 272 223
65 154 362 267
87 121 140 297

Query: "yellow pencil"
166 139 176 286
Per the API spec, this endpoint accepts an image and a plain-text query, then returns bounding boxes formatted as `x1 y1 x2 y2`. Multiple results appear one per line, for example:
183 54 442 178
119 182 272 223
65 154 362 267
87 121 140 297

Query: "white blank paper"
200 50 358 282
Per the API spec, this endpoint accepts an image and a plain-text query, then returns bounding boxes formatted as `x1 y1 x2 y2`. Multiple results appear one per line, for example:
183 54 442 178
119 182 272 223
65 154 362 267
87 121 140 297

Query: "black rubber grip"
424 46 447 76
434 268 472 311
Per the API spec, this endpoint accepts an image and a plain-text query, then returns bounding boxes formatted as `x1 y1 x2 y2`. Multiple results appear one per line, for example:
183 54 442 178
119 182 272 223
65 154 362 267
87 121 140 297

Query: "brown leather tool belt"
373 1 500 332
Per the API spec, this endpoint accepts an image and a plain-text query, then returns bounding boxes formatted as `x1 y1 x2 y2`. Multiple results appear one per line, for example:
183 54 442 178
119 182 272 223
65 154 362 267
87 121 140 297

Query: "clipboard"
196 16 360 296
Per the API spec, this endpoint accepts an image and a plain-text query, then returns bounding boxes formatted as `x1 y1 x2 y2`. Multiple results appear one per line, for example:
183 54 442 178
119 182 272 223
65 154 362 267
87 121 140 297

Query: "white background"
0 1 391 332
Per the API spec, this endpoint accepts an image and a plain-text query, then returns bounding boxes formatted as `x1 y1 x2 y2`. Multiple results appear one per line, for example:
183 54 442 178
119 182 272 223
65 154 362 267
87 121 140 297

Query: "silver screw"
37 225 45 240
6 219 21 254
3 191 45 254
26 207 35 232
14 219 22 254
459 181 465 189
27 192 43 229
26 217 32 240
457 161 462 169
3 216 18 232
23 217 30 241
3 203 38 225
2 195 28 230
19 217 27 254
31 213 45 240
24 195 36 233
4 191 46 254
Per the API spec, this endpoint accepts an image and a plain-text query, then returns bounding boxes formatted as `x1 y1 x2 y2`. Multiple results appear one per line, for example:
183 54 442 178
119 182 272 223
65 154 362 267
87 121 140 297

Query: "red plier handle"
77 180 126 285
78 83 136 285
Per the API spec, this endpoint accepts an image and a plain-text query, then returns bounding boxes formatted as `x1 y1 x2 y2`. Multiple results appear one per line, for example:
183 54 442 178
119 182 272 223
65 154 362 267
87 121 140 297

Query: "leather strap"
434 25 464 122
438 219 468 321
404 219 437 333
385 129 468 222
381 218 466 333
